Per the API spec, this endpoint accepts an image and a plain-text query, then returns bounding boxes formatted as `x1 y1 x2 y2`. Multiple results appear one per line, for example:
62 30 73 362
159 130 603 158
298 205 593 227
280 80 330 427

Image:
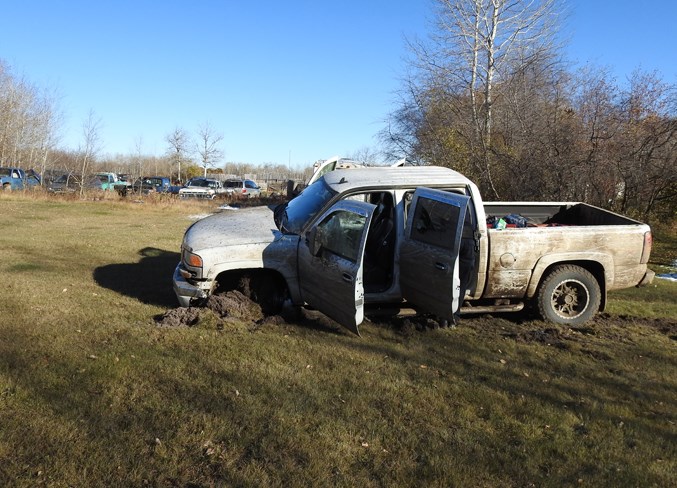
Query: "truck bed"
476 202 651 300
483 202 642 226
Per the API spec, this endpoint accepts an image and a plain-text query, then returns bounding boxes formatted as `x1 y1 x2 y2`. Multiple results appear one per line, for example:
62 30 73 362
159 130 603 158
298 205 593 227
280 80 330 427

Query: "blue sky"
2 1 675 168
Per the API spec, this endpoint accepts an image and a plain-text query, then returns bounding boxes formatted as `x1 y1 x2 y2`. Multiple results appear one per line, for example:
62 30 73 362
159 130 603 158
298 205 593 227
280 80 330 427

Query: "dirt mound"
155 290 265 328
206 290 264 321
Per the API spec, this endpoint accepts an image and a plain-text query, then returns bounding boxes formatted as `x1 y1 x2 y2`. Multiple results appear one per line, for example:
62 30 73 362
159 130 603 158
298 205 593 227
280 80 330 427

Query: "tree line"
0 61 308 186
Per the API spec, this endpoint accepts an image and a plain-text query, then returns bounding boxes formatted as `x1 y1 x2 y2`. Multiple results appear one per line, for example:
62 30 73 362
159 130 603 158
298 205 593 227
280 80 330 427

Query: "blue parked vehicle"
0 167 41 190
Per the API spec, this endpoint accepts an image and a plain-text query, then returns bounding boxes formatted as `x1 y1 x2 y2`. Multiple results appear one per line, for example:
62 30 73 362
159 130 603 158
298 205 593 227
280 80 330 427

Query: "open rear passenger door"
297 200 376 335
400 188 469 321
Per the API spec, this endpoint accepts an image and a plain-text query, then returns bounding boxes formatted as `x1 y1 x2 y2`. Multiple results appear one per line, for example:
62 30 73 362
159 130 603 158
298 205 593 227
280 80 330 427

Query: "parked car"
95 172 129 192
224 178 261 198
173 166 654 335
0 167 41 190
48 173 104 193
179 178 224 199
118 176 171 196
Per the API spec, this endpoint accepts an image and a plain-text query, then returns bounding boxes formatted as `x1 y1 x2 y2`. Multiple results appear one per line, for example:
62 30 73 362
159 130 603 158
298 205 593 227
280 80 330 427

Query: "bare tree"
166 127 189 183
348 146 383 165
133 136 144 179
395 0 562 197
78 110 102 198
0 60 62 171
195 122 223 177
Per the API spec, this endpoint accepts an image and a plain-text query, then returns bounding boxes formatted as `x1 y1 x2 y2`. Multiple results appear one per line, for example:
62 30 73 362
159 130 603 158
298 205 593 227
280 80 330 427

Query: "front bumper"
173 264 210 307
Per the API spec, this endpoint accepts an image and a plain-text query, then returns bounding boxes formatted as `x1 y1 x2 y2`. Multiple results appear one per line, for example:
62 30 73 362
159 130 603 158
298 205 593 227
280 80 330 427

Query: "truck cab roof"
321 166 472 193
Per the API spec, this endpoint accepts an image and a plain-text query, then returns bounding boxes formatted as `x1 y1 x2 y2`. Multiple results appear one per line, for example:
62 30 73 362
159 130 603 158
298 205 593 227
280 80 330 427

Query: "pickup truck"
173 166 654 334
96 172 130 192
178 178 225 199
1 167 41 190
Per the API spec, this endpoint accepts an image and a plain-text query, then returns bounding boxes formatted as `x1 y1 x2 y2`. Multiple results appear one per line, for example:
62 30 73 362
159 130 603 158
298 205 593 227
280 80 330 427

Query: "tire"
217 271 288 316
536 265 601 326
247 274 287 315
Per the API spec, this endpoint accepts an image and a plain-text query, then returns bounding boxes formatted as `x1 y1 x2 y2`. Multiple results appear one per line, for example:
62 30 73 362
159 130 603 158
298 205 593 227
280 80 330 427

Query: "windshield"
280 179 337 234
188 179 209 187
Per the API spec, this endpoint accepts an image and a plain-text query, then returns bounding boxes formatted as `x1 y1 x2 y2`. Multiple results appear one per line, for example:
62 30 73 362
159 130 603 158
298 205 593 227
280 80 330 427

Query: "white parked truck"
173 166 654 334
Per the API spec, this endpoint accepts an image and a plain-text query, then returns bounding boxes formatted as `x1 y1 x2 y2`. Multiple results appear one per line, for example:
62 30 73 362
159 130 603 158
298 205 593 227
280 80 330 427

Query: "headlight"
182 249 203 268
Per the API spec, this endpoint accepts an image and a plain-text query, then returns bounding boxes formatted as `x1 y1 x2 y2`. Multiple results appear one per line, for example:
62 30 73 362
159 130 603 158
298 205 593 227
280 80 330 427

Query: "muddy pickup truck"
173 166 654 334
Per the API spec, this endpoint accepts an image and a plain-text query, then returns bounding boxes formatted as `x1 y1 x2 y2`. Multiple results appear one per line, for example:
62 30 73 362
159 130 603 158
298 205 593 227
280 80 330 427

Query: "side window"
410 196 461 250
315 210 367 263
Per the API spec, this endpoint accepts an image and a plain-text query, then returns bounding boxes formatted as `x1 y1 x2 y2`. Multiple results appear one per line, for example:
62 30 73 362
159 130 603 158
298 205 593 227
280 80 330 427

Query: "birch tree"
0 61 62 171
395 0 562 197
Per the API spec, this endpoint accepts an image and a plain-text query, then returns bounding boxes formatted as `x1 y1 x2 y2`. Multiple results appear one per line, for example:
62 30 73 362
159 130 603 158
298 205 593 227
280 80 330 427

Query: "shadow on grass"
93 247 180 307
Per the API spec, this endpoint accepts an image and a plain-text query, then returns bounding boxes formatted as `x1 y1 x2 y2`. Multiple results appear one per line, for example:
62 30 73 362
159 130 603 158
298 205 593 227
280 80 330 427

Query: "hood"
184 205 280 251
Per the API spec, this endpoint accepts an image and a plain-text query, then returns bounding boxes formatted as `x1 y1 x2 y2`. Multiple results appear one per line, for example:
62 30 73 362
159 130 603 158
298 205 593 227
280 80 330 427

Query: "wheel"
246 274 288 315
536 265 601 326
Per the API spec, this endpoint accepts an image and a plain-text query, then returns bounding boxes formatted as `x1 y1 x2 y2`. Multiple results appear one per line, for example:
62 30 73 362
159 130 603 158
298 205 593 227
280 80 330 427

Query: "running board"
367 302 525 318
460 302 524 314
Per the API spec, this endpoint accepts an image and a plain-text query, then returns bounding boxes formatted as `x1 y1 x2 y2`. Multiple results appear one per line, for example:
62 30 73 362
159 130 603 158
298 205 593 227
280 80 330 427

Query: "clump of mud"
389 315 452 337
206 291 264 322
155 290 286 329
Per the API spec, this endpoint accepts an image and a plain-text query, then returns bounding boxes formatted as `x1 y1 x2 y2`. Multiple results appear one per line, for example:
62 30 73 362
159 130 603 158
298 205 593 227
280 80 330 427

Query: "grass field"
0 194 675 487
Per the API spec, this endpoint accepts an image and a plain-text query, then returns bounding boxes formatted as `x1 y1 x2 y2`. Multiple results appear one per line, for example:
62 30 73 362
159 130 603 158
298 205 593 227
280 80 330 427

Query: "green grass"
0 194 675 487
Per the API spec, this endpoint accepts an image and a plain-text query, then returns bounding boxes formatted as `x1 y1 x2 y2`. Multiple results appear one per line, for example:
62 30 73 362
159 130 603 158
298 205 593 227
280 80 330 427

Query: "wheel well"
534 260 607 311
214 268 290 315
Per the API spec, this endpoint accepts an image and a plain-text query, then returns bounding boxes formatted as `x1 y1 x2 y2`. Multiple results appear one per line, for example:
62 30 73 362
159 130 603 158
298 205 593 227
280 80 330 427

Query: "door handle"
342 273 354 283
435 262 448 271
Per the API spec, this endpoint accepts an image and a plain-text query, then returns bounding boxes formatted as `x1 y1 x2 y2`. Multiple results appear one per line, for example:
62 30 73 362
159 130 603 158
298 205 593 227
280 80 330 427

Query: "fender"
205 242 302 304
526 252 614 298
